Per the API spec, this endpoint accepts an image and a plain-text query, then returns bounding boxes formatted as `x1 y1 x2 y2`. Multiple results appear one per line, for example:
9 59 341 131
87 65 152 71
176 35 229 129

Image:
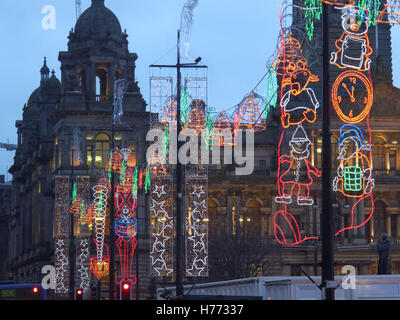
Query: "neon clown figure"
280 60 320 128
330 7 373 71
333 124 375 236
275 124 321 206
114 186 138 286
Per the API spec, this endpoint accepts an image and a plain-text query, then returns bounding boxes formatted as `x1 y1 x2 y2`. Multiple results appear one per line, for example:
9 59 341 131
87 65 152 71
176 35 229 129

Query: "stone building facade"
0 176 12 281
6 0 400 299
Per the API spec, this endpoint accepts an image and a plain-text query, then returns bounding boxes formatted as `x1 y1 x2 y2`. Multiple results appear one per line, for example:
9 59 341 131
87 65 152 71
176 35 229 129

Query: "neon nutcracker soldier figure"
275 124 321 206
114 185 138 286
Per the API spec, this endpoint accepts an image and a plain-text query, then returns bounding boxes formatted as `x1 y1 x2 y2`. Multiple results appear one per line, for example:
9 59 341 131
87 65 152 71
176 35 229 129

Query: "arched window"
96 67 108 100
373 137 386 170
95 133 111 171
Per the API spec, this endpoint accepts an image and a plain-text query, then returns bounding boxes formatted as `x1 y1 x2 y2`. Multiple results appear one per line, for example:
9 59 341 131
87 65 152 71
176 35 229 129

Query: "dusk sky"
0 0 399 180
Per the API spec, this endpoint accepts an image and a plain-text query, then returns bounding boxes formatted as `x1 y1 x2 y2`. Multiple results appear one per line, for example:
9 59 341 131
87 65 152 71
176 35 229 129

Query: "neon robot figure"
114 185 138 286
333 125 375 235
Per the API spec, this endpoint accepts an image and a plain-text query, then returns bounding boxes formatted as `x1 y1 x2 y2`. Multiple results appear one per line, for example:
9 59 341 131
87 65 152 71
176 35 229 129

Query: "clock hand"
342 83 356 103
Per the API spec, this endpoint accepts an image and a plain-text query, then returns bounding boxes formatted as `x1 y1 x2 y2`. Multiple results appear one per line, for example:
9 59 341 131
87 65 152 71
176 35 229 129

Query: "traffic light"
120 281 131 300
75 288 83 300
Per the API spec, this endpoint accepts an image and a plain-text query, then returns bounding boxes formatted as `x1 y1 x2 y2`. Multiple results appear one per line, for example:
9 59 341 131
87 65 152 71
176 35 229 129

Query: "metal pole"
69 148 75 300
136 249 139 300
176 29 184 299
109 123 116 299
321 3 335 301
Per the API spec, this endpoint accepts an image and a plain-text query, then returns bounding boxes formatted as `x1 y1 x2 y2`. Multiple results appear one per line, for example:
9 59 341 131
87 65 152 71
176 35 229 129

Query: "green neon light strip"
343 166 363 192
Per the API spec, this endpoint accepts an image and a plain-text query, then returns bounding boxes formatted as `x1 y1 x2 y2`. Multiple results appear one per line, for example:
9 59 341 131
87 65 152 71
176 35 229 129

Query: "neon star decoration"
150 180 174 277
55 176 70 295
149 150 174 277
76 238 90 293
186 164 208 277
55 239 69 294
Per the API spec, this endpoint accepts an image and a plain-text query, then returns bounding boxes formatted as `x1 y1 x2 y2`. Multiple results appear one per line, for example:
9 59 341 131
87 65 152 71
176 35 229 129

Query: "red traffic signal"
120 282 131 300
76 288 83 300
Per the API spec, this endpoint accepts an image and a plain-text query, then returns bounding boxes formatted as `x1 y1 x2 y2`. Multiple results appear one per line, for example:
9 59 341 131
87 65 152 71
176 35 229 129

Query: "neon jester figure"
275 124 321 206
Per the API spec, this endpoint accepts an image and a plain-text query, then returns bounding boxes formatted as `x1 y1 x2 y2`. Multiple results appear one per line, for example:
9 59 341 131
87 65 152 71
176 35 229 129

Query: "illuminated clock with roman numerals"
332 70 373 124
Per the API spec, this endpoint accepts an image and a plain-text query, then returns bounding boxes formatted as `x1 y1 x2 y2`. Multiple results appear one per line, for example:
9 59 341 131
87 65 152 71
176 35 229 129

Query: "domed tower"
58 0 145 111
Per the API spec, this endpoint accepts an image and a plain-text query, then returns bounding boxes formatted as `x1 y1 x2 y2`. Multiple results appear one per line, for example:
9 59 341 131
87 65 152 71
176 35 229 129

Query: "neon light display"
186 164 208 277
377 0 400 25
76 238 90 293
212 110 235 147
275 124 321 206
161 97 178 127
105 148 124 174
74 177 90 292
150 161 174 277
55 238 69 294
183 99 207 136
280 61 319 128
305 0 323 40
330 7 373 71
273 20 320 245
332 70 373 123
55 176 70 294
114 186 138 285
234 91 267 132
90 182 110 279
329 5 375 236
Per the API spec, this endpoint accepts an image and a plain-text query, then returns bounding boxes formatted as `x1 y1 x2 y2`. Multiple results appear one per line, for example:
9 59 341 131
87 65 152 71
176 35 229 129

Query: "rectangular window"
389 149 397 171
58 149 61 168
264 216 269 237
391 215 398 239
87 146 93 168
70 150 80 167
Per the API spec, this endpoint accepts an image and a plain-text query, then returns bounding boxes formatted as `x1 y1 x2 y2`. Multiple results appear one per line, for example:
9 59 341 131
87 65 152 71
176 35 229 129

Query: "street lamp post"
321 3 335 301
150 30 207 299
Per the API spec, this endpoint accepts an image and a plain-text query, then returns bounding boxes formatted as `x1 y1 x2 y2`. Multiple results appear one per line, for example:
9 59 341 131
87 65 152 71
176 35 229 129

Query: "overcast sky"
0 0 399 181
